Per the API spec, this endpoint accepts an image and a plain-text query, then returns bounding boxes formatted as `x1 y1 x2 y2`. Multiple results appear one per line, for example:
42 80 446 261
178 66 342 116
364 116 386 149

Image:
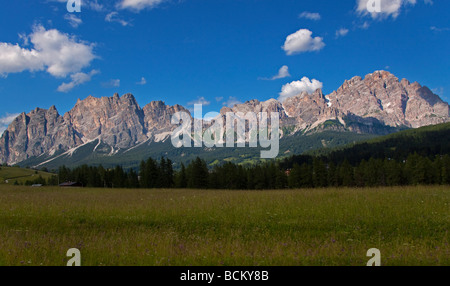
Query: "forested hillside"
11 122 450 189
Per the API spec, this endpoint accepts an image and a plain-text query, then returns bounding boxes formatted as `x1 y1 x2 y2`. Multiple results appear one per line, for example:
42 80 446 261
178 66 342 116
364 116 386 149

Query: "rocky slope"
0 93 189 165
0 71 448 166
325 71 449 128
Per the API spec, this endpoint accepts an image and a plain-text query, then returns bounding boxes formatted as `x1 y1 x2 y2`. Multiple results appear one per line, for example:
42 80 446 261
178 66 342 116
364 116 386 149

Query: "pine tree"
175 163 188 188
58 165 71 183
146 158 159 188
188 157 209 189
166 158 174 188
275 168 288 189
339 159 354 187
139 160 149 188
313 158 327 188
354 160 367 187
299 163 313 188
327 162 338 187
288 164 301 189
432 155 443 185
442 155 450 185
385 159 403 186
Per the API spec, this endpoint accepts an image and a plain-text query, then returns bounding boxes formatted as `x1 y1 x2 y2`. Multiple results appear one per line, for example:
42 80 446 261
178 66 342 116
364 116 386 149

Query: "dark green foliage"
52 152 450 190
47 122 450 190
313 158 328 188
17 130 376 171
186 157 209 189
25 175 46 186
339 160 354 187
442 155 450 184
175 163 187 188
322 123 450 165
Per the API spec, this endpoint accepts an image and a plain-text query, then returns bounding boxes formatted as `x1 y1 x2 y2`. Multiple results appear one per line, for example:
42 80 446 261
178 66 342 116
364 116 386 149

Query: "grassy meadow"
0 185 448 266
0 166 54 185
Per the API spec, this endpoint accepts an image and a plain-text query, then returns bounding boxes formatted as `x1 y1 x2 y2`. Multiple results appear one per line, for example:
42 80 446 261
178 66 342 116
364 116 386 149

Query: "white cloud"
0 43 43 75
64 14 82 28
356 0 432 20
0 113 20 135
57 69 99 92
105 12 131 26
136 77 147 85
260 65 291 81
215 97 224 102
335 28 349 38
102 79 121 88
430 26 450 32
282 29 325 55
223 97 242 108
0 25 96 78
188 96 211 106
118 0 165 11
278 77 323 102
299 12 321 20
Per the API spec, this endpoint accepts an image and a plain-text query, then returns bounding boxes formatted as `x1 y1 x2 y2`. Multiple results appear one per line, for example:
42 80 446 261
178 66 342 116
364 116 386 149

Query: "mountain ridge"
1 70 449 167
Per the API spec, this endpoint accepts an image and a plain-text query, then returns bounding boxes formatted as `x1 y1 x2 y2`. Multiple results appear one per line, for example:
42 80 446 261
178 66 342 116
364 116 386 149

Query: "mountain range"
1 70 449 169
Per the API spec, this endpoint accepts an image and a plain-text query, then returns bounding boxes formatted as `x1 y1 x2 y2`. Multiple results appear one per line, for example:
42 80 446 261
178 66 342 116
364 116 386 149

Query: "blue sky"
0 0 449 131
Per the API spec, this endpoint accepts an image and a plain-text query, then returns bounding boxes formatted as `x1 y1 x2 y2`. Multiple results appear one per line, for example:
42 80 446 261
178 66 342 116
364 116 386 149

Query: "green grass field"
0 185 448 266
0 166 54 185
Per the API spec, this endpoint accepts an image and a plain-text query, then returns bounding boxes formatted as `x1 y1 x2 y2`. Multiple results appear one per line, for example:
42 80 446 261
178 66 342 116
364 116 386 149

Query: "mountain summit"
1 71 448 167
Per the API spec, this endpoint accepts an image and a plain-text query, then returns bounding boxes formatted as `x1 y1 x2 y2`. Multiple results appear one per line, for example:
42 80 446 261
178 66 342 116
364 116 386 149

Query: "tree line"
20 152 450 189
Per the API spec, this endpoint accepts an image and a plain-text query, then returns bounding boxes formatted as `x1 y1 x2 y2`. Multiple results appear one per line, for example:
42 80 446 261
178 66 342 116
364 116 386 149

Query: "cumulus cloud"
118 0 165 11
335 28 349 38
299 12 321 20
105 12 131 26
57 69 99 92
188 97 211 106
282 29 325 55
64 14 83 28
278 77 323 102
260 65 291 81
0 113 20 135
0 25 96 78
356 0 431 19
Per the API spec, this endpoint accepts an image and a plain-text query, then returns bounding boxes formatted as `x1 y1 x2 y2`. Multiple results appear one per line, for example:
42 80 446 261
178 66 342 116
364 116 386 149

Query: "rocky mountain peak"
367 70 394 80
0 71 448 166
221 98 287 118
143 100 190 135
327 71 449 128
145 100 166 109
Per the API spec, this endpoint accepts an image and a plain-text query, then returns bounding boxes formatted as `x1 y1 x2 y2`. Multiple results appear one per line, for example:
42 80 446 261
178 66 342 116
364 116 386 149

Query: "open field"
0 167 54 185
0 185 448 266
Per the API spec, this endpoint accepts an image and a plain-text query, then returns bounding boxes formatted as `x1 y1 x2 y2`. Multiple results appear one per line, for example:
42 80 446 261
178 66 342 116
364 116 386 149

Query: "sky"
0 0 449 132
